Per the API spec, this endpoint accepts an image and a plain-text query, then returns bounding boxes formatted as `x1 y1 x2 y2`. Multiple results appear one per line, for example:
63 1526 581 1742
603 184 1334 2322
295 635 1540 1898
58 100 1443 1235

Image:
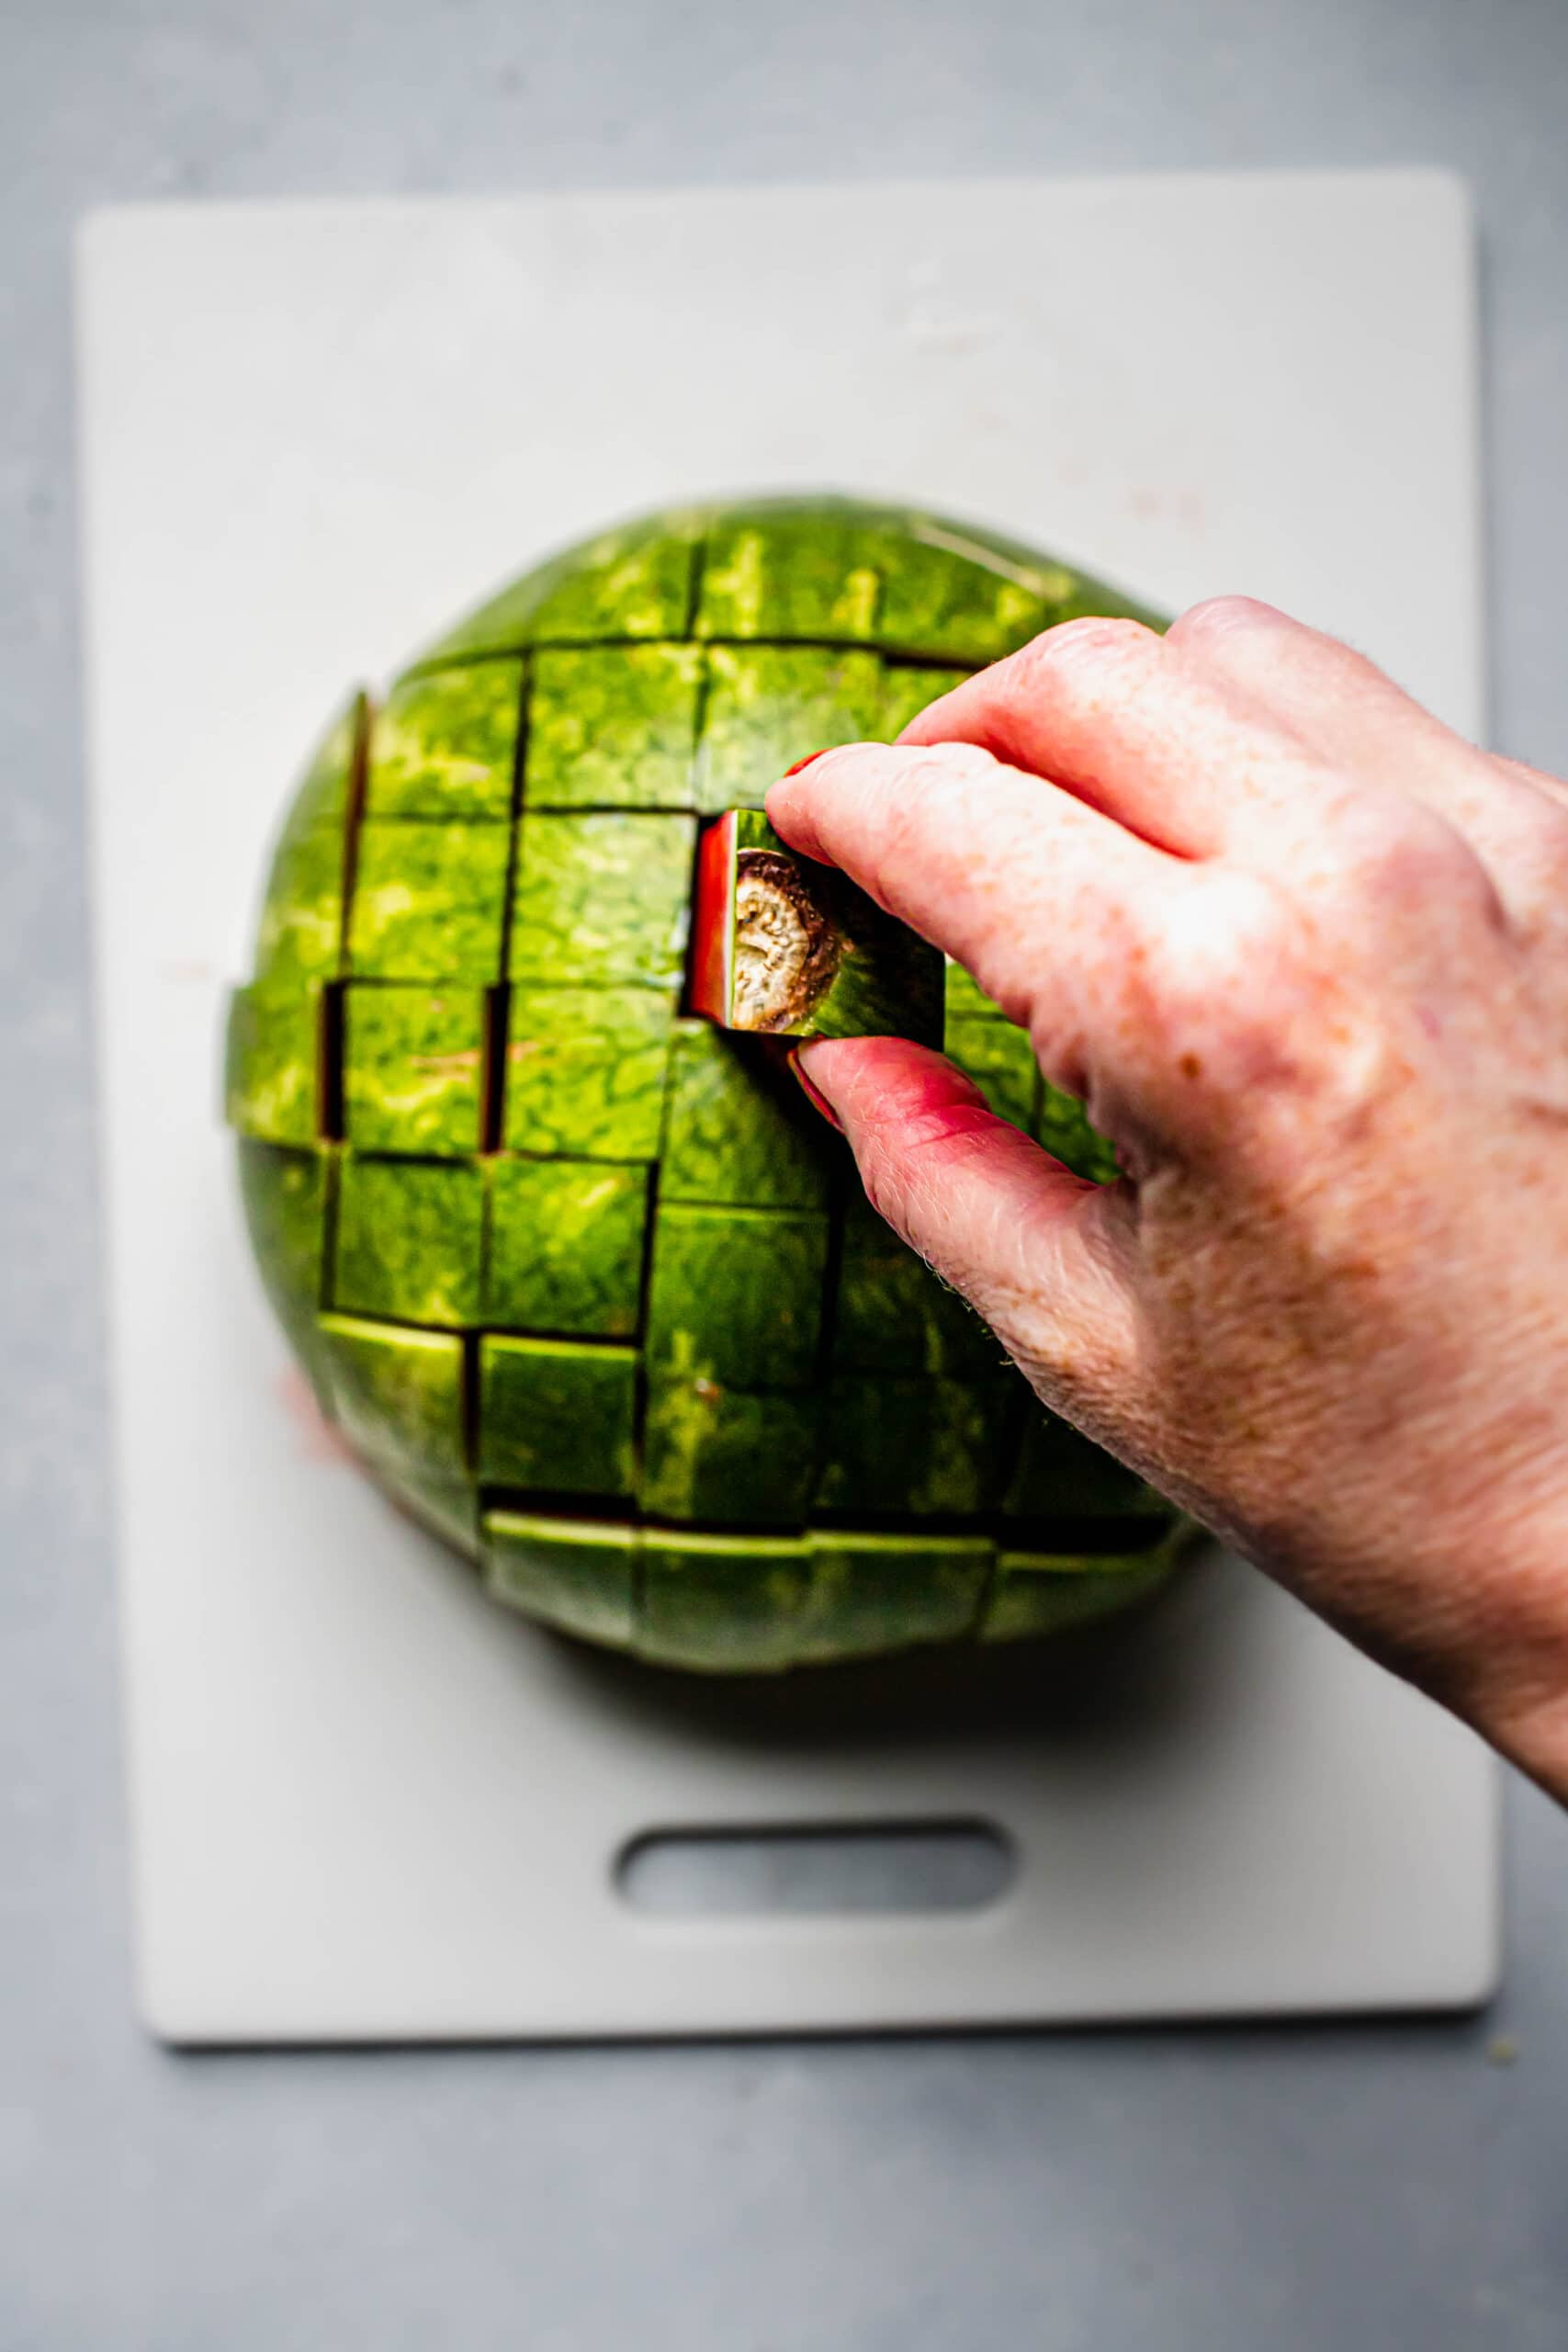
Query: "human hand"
768 599 1568 1799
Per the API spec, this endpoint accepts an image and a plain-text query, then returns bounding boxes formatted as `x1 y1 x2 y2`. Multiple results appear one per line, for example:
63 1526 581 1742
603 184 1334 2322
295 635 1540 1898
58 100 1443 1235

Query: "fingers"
897 601 1568 931
766 737 1191 1056
896 612 1333 861
1166 597 1568 914
794 1035 1143 1408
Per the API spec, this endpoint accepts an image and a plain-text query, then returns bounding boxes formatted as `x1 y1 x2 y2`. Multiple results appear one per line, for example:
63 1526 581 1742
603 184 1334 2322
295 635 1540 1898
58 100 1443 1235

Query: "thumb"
793 1035 1144 1418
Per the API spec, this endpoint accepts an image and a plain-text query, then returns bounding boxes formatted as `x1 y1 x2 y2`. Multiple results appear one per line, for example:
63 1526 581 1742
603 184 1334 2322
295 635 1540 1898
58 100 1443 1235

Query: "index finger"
765 739 1194 1054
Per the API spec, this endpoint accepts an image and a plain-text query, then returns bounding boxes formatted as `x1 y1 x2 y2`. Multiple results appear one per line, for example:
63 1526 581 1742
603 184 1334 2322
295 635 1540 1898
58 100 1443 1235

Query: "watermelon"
225 495 1190 1670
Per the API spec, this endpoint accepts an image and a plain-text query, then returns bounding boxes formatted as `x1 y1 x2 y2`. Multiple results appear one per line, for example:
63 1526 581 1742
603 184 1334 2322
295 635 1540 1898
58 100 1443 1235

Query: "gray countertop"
5 3 1568 2345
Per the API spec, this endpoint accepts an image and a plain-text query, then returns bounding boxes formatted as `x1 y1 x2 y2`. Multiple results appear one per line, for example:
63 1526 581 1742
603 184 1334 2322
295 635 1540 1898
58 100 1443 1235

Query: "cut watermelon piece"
691 809 942 1045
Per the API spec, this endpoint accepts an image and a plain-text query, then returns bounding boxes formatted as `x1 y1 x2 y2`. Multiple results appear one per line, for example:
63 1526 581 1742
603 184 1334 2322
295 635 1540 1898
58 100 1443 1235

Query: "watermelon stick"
689 808 944 1045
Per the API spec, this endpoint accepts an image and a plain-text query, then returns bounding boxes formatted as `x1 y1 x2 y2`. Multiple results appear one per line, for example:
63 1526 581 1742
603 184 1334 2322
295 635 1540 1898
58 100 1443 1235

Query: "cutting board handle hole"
615 1818 1014 1917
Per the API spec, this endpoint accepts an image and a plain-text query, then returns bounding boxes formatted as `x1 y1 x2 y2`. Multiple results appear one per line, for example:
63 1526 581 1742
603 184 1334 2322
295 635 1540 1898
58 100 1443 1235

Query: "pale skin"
767 598 1568 1804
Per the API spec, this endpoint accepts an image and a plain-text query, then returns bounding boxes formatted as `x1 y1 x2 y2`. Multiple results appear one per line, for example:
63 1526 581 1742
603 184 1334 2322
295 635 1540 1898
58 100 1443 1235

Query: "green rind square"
1004 1413 1170 1521
236 1141 330 1385
504 986 674 1160
225 983 320 1145
318 1311 467 1481
477 1334 637 1498
348 820 512 982
527 644 703 810
660 1022 833 1209
833 1192 998 1378
871 525 1050 662
639 1380 820 1525
798 1532 993 1664
638 1529 810 1671
483 1511 637 1646
367 662 521 820
696 512 882 641
333 1156 484 1327
420 514 702 662
343 984 485 1156
254 818 346 988
511 811 695 990
697 646 885 811
942 1012 1038 1132
485 1157 649 1339
286 695 360 834
815 1374 1017 1517
1036 1082 1120 1184
646 1202 829 1393
980 1540 1177 1646
879 665 971 741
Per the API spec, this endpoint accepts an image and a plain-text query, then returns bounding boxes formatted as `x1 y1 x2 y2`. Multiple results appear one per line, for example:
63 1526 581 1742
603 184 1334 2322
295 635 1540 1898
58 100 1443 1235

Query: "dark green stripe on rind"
645 1202 829 1392
342 984 485 1156
696 510 883 640
527 643 704 809
1004 1413 1170 1521
797 1532 993 1663
699 646 884 810
638 1381 820 1524
484 1157 649 1339
510 811 695 990
348 820 512 982
483 1512 638 1646
832 1190 998 1378
417 512 703 663
638 1529 810 1671
225 984 321 1145
236 1140 331 1386
660 1021 834 1209
333 1155 485 1327
815 1374 1017 1516
367 662 522 821
477 1334 637 1497
504 986 675 1160
872 513 1162 662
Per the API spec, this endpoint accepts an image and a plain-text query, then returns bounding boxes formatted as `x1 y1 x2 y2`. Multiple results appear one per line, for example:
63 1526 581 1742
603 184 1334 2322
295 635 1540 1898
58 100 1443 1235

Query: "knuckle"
1119 873 1333 1118
1143 870 1292 1013
1167 594 1281 652
877 742 997 859
1008 613 1157 700
1331 790 1495 912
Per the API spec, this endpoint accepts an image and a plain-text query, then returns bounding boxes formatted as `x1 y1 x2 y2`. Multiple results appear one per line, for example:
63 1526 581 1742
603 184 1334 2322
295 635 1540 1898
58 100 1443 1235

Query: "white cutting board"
79 173 1497 2041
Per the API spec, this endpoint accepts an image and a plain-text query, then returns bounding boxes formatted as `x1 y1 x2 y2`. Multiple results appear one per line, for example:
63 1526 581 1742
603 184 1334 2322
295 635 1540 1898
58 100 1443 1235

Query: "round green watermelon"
224 495 1188 1670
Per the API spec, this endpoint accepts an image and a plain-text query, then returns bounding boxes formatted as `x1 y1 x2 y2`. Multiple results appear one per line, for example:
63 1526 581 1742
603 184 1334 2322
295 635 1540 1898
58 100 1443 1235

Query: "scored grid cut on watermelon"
225 496 1190 1669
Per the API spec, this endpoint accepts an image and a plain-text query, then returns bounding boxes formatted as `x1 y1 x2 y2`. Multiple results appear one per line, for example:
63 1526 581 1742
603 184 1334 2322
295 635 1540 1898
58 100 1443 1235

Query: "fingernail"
781 748 833 779
787 1044 842 1131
